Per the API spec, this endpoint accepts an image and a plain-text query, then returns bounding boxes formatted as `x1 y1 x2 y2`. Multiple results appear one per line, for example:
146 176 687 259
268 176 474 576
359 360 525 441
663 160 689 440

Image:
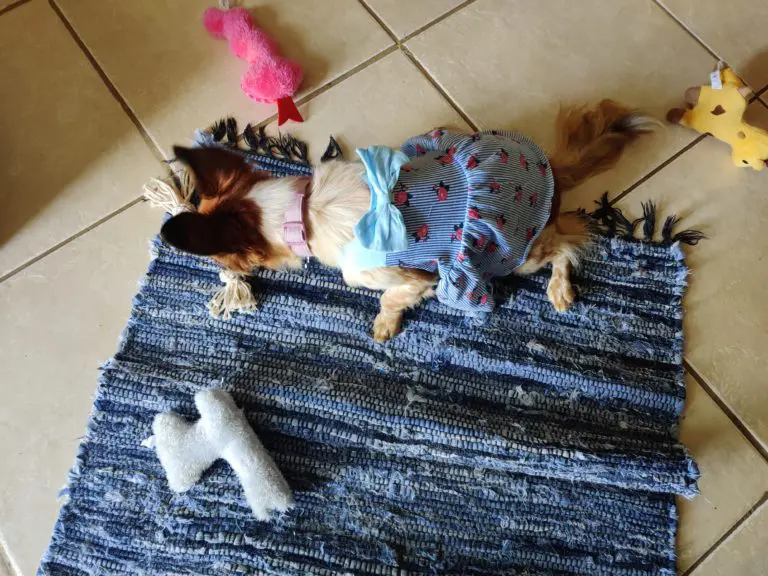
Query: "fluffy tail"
549 100 659 192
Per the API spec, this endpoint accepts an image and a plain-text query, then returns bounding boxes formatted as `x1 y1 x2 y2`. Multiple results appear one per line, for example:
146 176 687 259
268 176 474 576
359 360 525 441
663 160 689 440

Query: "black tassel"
590 192 616 235
641 201 656 241
321 136 343 162
282 134 309 164
247 128 310 164
581 194 704 247
661 215 681 243
672 229 706 245
613 207 637 239
589 192 639 238
257 126 271 151
225 117 238 144
242 123 260 150
210 119 227 142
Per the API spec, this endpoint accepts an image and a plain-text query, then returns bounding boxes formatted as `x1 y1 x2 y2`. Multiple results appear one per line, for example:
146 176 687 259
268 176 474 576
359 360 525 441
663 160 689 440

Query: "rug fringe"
588 192 705 246
321 135 343 162
198 116 342 165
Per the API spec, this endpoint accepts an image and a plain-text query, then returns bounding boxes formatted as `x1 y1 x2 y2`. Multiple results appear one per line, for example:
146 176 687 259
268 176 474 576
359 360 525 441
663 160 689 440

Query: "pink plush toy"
203 6 304 125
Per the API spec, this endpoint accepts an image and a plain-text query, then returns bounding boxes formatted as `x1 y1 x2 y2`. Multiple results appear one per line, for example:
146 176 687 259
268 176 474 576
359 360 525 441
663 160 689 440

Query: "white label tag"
710 70 723 90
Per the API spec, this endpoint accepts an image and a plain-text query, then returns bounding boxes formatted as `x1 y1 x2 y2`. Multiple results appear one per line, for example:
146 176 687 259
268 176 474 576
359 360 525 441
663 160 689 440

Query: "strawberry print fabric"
384 130 555 312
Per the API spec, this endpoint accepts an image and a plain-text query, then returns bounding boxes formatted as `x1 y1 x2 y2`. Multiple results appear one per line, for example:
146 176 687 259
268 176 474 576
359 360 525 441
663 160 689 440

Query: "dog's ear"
160 207 268 257
173 146 270 198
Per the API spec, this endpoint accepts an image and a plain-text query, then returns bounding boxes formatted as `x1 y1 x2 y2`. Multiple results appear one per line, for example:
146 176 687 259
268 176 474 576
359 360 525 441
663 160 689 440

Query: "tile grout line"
0 0 30 17
357 0 399 43
755 89 768 110
651 1 721 61
356 0 480 132
245 45 400 131
400 0 478 44
291 46 399 116
400 46 480 132
608 134 707 206
0 197 144 285
681 492 768 576
684 360 768 462
652 1 765 95
47 0 168 164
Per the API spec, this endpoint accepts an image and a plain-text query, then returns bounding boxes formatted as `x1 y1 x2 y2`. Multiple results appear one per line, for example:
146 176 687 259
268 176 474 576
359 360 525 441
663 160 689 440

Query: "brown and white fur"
162 100 657 341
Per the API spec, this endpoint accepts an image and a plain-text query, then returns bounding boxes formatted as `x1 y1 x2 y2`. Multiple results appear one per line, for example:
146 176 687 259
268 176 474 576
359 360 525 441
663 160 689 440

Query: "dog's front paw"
547 277 575 312
373 311 403 342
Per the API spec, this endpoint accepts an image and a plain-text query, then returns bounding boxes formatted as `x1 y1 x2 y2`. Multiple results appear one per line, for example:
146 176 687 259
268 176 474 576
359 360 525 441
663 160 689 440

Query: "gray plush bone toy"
152 388 293 520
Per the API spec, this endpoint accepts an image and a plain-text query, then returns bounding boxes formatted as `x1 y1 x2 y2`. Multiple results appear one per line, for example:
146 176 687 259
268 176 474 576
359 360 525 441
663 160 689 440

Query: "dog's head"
161 146 302 273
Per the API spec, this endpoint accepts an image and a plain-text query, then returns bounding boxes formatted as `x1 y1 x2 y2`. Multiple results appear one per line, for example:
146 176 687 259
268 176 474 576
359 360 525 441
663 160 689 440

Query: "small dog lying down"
162 101 656 341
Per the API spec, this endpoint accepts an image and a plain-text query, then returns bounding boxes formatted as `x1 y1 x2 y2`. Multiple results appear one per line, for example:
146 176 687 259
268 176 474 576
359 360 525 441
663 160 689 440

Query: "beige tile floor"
1 0 767 574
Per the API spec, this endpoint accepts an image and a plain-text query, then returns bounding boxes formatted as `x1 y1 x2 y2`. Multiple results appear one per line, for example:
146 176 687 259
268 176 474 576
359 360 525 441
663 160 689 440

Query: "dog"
161 100 656 341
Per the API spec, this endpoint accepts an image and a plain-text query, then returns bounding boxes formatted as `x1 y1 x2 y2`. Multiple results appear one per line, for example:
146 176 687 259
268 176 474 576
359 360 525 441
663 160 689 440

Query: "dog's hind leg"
516 213 590 312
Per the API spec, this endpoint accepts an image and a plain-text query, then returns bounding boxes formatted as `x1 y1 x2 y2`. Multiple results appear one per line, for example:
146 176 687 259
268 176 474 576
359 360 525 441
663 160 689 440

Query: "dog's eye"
742 160 749 164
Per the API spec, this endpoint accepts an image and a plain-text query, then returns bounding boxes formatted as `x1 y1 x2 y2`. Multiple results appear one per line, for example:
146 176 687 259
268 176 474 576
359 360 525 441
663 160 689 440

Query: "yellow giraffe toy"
667 66 768 170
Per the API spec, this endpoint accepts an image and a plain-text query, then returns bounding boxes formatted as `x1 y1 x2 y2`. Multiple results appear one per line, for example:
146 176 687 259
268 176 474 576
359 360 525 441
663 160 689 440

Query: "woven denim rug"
39 121 701 576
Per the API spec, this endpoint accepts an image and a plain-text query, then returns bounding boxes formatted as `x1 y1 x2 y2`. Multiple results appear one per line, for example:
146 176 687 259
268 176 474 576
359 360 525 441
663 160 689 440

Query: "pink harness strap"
282 178 312 258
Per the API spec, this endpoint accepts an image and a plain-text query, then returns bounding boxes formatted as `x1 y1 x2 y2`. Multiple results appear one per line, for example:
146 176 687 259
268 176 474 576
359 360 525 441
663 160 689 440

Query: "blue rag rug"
39 123 700 575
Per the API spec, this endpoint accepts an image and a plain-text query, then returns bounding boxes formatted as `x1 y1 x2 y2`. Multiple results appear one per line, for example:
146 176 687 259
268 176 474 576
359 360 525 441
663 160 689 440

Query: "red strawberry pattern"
538 161 547 176
457 252 466 262
413 224 430 243
519 153 529 170
467 206 481 220
451 223 463 242
432 128 445 139
433 180 450 201
514 186 523 203
526 226 536 241
489 180 501 193
496 214 507 228
415 143 426 156
499 149 509 164
401 164 415 172
486 241 498 253
529 191 539 207
467 155 479 169
393 188 412 207
474 235 487 250
437 146 457 165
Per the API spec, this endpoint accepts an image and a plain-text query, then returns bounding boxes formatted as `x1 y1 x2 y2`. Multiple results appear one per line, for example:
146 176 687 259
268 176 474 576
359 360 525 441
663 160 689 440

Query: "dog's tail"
549 100 659 192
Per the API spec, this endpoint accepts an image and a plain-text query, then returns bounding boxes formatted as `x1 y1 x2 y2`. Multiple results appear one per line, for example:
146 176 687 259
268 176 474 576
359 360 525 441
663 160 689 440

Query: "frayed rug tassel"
207 270 258 320
142 173 194 215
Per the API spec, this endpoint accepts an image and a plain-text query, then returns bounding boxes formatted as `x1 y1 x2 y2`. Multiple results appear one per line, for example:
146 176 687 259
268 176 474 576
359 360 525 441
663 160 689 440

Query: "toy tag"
710 70 722 90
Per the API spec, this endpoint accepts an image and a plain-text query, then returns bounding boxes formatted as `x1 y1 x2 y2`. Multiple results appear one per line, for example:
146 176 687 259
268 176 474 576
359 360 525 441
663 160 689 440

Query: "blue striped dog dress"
344 130 555 313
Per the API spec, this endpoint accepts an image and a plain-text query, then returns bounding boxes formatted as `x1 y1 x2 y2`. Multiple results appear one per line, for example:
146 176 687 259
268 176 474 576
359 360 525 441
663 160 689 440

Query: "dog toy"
151 388 293 520
203 6 304 126
667 66 768 170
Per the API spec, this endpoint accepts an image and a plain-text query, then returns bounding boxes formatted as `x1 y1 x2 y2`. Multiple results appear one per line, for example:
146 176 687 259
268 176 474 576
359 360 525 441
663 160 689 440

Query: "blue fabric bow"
354 146 410 252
